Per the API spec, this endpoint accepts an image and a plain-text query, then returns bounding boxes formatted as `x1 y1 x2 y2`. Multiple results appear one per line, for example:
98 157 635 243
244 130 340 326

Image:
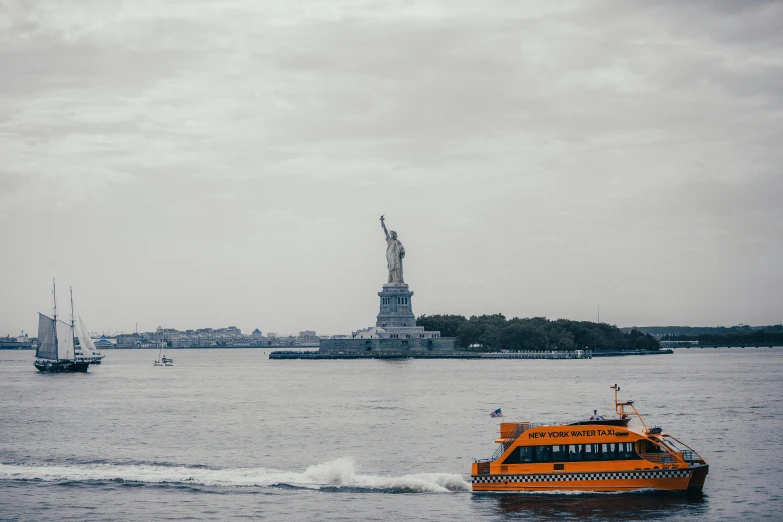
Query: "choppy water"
1 348 781 521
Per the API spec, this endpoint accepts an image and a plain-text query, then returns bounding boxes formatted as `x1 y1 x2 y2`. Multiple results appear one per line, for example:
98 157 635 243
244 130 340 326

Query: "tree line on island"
416 314 660 352
640 324 783 347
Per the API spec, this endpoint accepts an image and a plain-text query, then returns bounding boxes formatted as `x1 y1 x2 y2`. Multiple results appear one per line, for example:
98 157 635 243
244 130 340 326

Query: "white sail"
36 313 58 360
77 314 96 356
56 320 75 360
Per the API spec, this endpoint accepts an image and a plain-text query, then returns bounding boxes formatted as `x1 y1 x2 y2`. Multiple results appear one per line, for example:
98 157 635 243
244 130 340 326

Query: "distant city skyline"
2 1 781 335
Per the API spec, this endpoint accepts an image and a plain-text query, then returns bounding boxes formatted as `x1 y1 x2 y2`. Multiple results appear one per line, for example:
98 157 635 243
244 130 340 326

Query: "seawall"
268 349 671 360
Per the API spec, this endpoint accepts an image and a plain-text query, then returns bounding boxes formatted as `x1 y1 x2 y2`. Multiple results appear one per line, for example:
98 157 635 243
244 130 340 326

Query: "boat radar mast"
612 384 650 433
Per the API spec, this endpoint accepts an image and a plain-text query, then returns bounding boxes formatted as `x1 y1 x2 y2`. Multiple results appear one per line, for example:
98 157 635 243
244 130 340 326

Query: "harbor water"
1 348 781 521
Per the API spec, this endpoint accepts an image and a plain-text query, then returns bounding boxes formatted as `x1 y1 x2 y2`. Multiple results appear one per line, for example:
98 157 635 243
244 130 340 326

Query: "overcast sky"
2 0 782 336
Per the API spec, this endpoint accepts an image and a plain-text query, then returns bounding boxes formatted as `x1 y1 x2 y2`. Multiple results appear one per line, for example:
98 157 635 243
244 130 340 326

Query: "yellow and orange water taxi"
471 385 708 493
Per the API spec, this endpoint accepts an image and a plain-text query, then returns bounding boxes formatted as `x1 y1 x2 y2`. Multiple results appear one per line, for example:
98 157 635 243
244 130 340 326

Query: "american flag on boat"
490 408 503 418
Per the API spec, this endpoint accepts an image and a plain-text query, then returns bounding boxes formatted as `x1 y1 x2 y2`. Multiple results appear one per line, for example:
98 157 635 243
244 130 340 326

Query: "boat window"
618 442 636 459
518 446 534 463
640 440 663 454
601 443 617 460
551 445 567 462
505 443 639 464
502 446 534 464
535 445 551 462
583 444 600 461
568 444 582 461
662 436 689 453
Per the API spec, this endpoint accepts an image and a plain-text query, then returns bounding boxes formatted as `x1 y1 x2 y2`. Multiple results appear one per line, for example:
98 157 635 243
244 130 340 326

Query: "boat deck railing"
641 450 700 464
661 434 705 463
680 450 699 462
640 452 678 464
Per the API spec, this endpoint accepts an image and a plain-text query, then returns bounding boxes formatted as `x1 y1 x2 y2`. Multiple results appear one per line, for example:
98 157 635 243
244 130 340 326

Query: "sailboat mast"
69 286 75 360
70 287 75 329
52 278 59 361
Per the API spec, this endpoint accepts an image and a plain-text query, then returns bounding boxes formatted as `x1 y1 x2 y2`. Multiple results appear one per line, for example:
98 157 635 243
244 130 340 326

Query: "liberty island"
269 217 660 359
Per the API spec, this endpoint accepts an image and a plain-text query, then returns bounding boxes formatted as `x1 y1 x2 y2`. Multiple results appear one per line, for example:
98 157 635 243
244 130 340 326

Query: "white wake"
0 457 470 493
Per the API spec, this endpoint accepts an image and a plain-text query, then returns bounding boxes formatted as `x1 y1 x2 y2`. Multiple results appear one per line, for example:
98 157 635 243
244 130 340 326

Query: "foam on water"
0 457 470 493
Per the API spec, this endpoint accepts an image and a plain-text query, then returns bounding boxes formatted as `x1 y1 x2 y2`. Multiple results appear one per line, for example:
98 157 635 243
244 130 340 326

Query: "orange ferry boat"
471 385 708 493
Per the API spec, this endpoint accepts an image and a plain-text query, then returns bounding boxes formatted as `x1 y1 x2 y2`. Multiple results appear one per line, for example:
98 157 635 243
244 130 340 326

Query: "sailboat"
153 329 174 366
34 280 90 373
153 348 174 366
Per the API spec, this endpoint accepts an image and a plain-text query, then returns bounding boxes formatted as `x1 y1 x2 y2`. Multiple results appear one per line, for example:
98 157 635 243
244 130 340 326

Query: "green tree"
416 314 467 337
501 322 549 351
449 314 660 351
456 321 482 349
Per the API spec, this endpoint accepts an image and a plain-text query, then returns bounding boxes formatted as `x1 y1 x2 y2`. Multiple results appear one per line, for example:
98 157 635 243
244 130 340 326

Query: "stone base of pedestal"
319 282 456 353
376 284 416 329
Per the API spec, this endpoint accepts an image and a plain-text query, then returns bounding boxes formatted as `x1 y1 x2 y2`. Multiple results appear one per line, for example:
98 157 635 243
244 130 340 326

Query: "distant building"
94 335 115 348
218 326 242 335
107 325 323 349
117 333 141 348
351 327 384 339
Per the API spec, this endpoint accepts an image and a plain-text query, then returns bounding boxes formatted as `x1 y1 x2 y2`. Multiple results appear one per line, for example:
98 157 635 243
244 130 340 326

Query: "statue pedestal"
317 282 456 354
376 284 415 329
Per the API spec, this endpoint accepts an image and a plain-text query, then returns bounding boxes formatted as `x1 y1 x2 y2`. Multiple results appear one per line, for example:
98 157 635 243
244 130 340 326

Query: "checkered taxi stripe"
472 469 690 483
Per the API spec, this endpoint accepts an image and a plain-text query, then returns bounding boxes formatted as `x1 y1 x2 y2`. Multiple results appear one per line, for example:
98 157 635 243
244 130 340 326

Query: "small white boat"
154 347 174 366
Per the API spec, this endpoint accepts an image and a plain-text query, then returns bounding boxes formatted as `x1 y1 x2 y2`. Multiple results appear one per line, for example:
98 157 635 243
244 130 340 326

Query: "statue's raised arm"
380 215 389 240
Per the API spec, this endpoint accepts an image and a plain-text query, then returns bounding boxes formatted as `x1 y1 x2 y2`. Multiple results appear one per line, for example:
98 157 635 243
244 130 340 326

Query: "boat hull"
34 359 90 373
472 465 709 493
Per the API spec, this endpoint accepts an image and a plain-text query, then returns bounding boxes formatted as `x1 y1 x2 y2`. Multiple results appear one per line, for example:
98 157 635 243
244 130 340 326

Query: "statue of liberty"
380 215 405 284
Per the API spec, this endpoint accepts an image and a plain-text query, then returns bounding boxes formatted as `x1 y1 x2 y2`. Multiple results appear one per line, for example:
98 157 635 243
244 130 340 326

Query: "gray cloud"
1 0 781 335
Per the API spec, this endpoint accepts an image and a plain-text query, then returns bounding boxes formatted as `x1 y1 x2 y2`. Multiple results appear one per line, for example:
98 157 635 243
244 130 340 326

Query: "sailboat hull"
34 359 90 373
